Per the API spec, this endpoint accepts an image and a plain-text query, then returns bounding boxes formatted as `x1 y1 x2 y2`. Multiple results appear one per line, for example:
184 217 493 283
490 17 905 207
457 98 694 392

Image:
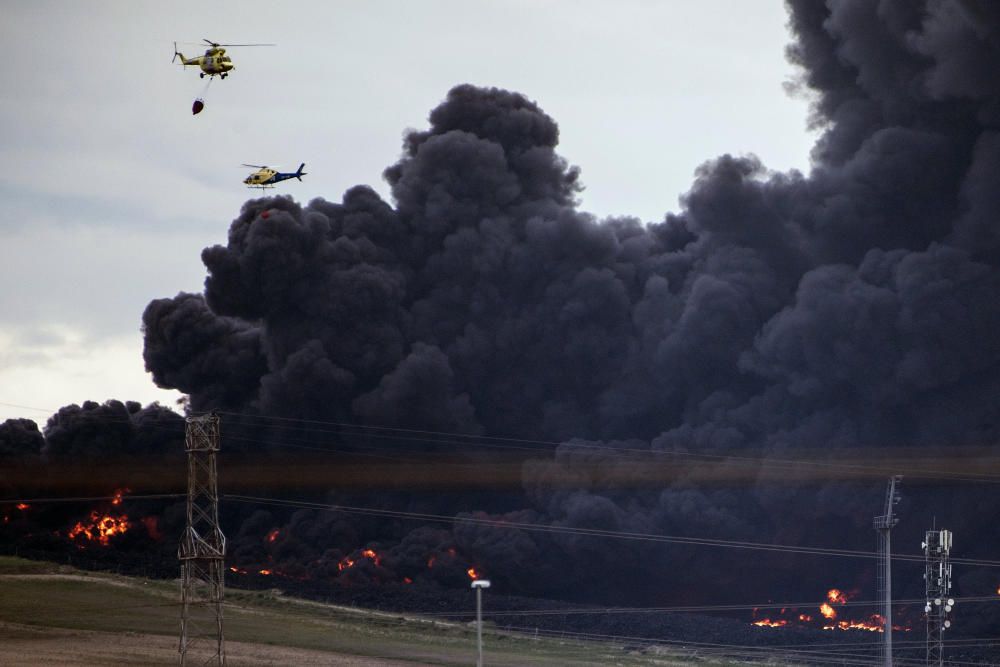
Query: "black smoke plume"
3 0 1000 648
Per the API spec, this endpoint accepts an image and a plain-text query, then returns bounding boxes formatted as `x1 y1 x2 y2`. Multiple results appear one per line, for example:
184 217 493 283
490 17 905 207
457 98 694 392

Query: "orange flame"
111 488 130 506
229 566 248 575
467 567 480 580
403 577 413 584
259 569 272 575
427 555 436 568
840 620 878 632
750 586 910 634
15 503 30 511
266 529 279 543
339 548 382 571
819 613 901 633
68 511 129 546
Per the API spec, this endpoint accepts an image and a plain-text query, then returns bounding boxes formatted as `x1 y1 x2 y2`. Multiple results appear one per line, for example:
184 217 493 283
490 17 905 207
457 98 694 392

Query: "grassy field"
0 556 749 666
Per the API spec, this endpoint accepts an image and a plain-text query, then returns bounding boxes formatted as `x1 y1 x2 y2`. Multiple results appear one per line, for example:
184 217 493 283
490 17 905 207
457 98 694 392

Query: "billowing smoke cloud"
135 0 1000 611
4 0 1000 636
0 419 43 498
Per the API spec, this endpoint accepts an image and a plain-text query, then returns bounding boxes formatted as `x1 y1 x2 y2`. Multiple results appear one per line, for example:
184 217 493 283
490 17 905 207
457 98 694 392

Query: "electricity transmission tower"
873 475 902 667
923 528 954 667
179 413 226 666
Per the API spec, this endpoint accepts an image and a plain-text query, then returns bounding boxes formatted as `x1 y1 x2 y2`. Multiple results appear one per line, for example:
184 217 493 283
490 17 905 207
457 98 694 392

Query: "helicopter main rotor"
204 39 275 48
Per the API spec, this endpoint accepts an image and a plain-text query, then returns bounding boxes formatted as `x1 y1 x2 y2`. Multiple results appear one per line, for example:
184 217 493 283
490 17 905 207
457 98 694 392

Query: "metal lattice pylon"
873 475 902 667
179 413 226 666
924 528 953 667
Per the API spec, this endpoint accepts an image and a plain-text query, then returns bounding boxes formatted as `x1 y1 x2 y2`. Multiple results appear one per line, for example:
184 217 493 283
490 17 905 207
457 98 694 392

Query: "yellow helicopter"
172 39 274 79
243 163 307 190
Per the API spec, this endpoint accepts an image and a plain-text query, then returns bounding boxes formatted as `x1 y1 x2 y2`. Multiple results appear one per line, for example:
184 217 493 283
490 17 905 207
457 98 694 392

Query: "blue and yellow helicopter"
243 164 307 190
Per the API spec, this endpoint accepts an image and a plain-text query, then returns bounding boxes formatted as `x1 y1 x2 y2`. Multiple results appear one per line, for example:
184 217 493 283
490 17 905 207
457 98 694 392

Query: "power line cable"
1 493 185 505
213 408 1000 484
418 594 1000 618
224 494 1000 567
491 623 1000 667
5 399 1000 484
491 623 897 666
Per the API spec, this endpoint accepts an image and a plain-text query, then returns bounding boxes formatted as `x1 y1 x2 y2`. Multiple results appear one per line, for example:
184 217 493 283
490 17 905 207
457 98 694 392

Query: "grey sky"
0 0 815 422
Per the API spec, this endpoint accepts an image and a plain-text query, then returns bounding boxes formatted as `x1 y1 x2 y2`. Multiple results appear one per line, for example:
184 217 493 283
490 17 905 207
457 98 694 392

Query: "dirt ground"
0 564 692 666
0 622 435 667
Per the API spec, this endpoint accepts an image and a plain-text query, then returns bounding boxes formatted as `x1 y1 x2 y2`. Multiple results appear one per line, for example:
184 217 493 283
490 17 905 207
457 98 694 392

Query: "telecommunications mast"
873 475 902 667
923 528 954 667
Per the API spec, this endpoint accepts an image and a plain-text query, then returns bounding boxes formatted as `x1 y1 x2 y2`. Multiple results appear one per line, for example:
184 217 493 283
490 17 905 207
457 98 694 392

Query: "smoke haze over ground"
4 0 1000 645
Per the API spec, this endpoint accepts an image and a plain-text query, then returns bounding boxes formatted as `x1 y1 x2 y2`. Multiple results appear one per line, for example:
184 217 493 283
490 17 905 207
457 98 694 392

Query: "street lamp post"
471 579 491 667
